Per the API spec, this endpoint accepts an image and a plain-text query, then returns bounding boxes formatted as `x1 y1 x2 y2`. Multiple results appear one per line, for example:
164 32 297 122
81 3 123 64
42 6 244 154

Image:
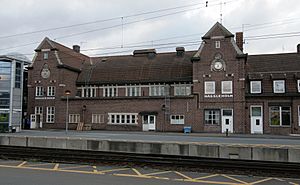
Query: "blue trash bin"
183 126 191 133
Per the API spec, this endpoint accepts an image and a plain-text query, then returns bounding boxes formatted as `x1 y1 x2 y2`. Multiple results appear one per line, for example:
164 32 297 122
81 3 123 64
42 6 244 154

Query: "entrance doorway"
221 109 233 133
250 106 263 134
142 115 156 131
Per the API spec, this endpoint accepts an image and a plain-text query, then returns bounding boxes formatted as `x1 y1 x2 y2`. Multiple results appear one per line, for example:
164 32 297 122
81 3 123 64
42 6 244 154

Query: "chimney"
235 32 243 52
73 45 80 53
297 44 300 53
176 47 185 57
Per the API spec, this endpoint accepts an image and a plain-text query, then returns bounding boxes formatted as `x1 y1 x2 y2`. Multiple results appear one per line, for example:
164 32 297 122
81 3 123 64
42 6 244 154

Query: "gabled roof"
202 22 234 39
247 53 300 73
33 37 89 71
77 51 195 85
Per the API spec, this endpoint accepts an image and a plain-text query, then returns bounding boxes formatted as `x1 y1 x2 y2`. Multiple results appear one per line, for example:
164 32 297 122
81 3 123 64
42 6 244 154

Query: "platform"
0 130 300 163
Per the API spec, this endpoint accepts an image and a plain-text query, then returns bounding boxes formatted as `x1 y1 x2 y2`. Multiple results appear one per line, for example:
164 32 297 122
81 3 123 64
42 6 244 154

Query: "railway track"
0 145 299 178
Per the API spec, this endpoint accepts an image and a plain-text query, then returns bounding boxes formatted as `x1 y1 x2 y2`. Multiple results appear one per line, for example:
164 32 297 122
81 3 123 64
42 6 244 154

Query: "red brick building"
27 22 300 135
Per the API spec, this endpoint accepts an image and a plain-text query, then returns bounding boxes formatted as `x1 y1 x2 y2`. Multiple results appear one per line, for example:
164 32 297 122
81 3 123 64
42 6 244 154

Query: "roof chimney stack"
235 32 243 52
73 45 80 53
176 47 185 57
297 44 300 53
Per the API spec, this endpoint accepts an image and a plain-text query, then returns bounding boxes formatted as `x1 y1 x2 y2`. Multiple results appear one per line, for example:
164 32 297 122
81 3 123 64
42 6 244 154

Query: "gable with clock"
211 53 225 71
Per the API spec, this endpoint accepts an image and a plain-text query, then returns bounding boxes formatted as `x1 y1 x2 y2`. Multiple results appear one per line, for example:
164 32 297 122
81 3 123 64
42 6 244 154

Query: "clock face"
41 68 50 79
214 61 223 70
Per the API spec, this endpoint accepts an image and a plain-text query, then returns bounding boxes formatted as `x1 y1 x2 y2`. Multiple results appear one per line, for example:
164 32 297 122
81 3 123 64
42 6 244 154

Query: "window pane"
270 107 280 126
251 107 261 116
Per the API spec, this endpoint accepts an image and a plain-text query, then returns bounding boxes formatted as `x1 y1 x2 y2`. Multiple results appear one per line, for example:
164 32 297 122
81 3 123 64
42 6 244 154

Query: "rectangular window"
46 107 55 123
204 81 215 94
204 110 220 125
297 80 300 93
15 62 21 88
250 81 262 94
35 106 43 115
47 86 55 96
269 106 291 126
221 81 232 94
149 85 169 96
35 86 44 96
82 86 97 97
43 52 48 60
170 115 185 124
103 86 117 97
126 85 141 96
273 80 285 93
215 41 220 48
92 114 104 124
174 84 192 96
0 91 10 109
69 114 80 123
108 113 138 124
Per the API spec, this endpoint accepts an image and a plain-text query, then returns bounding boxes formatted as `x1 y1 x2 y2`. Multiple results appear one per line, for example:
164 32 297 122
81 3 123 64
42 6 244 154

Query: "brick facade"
27 23 300 135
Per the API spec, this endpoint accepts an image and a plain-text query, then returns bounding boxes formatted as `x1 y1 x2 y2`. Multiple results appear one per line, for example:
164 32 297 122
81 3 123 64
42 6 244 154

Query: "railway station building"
27 22 300 135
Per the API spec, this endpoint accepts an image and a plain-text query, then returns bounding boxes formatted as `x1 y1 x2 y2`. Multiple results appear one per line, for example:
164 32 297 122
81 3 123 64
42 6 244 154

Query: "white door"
142 115 156 131
30 114 36 129
251 106 263 134
222 109 233 133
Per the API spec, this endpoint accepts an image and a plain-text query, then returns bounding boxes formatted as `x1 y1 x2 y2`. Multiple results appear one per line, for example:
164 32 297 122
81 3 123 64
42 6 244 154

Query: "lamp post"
65 90 71 134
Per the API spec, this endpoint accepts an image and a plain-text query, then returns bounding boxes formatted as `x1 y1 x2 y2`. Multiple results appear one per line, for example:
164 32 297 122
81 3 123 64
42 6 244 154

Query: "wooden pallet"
76 122 84 131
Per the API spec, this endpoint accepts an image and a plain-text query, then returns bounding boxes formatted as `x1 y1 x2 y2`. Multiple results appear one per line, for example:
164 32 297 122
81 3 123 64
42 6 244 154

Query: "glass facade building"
0 55 30 132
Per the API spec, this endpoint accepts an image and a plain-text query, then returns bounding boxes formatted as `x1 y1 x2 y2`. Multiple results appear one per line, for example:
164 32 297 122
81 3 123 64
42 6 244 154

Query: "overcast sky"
0 0 299 60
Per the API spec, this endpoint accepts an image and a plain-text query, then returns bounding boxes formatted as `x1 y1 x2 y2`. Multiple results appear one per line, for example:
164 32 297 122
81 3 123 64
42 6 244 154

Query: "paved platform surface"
3 130 300 146
0 159 299 185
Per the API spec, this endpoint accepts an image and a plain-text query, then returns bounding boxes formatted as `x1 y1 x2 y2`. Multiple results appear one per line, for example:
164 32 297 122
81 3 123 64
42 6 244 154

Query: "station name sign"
204 94 233 98
35 97 55 100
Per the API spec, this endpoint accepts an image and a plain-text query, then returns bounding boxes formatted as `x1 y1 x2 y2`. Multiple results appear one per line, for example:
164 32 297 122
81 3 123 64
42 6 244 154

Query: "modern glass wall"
0 60 11 132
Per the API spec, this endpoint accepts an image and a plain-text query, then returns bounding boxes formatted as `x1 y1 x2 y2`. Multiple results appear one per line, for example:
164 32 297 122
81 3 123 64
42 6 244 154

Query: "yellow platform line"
53 164 59 170
194 174 219 180
17 161 27 167
144 170 172 176
289 182 299 185
132 168 143 176
59 165 89 170
182 179 243 185
249 177 273 185
93 166 97 173
97 168 130 174
221 174 250 185
174 171 193 180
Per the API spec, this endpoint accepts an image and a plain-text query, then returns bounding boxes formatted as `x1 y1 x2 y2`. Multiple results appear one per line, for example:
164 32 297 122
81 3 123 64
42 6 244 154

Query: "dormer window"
215 41 220 48
43 52 48 60
273 80 285 93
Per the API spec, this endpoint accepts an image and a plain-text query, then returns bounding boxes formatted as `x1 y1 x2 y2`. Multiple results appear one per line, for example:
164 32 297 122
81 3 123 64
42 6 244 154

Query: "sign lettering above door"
204 94 233 98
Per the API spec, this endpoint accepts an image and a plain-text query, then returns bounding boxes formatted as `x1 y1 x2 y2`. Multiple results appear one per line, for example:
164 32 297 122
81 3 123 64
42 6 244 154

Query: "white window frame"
250 81 262 94
47 86 55 96
215 41 220 48
126 85 141 97
269 106 291 126
43 52 48 60
103 86 118 97
35 106 43 115
46 106 55 123
149 85 168 96
204 109 220 125
81 86 97 97
221 81 233 94
170 115 185 124
108 113 138 125
69 114 80 123
92 114 105 124
35 86 44 96
273 80 285 93
174 84 192 96
297 80 300 93
204 81 215 94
